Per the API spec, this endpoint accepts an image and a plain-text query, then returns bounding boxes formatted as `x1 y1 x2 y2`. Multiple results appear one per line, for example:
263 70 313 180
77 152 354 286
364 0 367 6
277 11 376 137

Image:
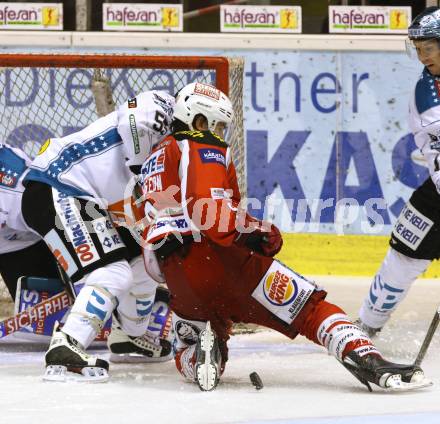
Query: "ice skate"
342 351 432 392
44 323 109 383
108 320 172 363
354 318 382 338
194 321 222 391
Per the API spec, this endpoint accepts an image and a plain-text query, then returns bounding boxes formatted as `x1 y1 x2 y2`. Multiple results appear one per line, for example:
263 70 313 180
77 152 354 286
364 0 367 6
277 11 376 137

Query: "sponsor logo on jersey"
129 114 140 154
144 174 163 193
199 148 226 166
53 191 99 268
128 97 137 108
194 83 221 100
0 173 16 187
44 229 79 277
252 260 315 324
150 217 188 232
142 148 165 177
210 187 229 200
392 201 433 251
263 270 297 306
146 214 190 243
92 217 123 254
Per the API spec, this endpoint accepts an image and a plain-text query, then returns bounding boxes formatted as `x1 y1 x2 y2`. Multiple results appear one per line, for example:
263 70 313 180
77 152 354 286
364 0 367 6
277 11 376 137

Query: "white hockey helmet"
173 82 234 133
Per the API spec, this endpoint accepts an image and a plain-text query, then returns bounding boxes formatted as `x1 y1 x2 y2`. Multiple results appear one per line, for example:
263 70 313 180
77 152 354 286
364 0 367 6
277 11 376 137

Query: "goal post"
0 53 245 314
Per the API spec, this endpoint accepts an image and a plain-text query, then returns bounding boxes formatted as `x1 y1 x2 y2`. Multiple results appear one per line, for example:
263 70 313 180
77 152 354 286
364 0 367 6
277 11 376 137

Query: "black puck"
249 371 263 390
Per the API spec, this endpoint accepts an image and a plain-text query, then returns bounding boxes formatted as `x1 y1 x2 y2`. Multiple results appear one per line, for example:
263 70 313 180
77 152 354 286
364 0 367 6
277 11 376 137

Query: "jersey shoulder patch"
415 68 440 114
0 146 27 189
173 130 227 148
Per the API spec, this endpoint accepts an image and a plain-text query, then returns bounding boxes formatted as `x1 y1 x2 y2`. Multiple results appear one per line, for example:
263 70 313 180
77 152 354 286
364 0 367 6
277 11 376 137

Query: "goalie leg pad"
13 277 69 339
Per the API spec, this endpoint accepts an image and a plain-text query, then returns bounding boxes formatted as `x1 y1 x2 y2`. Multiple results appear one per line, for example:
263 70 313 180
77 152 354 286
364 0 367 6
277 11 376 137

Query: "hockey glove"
235 220 283 257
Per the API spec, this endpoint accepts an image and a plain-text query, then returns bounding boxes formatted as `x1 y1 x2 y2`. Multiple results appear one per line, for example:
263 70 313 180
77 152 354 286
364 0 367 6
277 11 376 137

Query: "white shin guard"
359 248 430 330
62 285 117 348
115 256 158 337
62 260 132 348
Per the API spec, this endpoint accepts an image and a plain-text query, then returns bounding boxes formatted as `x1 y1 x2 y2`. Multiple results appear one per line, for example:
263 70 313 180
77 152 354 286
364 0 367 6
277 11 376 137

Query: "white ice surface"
0 276 439 424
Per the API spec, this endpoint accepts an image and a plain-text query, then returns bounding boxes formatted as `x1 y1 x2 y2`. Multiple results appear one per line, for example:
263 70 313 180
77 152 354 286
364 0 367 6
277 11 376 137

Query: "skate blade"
109 352 173 364
43 365 109 383
384 372 433 392
200 325 215 353
196 363 219 391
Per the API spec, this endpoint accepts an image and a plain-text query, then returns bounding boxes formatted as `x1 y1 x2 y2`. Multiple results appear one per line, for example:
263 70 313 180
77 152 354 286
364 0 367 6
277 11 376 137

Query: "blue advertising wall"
238 50 423 235
2 46 425 237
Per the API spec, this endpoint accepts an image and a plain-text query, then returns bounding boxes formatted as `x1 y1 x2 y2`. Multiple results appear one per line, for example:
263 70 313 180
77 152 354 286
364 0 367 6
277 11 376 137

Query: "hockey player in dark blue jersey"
358 7 440 335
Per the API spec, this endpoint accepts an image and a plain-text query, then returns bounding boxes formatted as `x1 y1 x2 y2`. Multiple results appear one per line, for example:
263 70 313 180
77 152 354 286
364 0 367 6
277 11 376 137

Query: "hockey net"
0 54 245 317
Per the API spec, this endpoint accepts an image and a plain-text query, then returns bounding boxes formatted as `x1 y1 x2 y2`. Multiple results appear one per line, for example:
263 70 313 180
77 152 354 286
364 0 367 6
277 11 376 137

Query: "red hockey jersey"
140 130 246 247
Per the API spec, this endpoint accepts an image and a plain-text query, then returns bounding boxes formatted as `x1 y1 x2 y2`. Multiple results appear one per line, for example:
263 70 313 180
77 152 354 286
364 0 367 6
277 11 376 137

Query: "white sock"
359 248 430 329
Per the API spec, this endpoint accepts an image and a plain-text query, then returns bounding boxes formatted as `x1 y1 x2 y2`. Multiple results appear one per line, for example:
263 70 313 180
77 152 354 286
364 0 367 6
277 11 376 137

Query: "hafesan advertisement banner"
329 6 411 34
221 5 301 33
103 3 182 32
0 2 62 30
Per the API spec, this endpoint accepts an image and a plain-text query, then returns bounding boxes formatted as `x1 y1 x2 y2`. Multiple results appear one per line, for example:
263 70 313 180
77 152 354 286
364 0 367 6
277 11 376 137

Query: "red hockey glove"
235 220 283 257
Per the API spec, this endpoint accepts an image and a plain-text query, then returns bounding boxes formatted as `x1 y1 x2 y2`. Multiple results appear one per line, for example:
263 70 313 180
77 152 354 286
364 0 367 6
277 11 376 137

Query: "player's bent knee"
83 260 133 298
130 255 158 294
63 284 117 347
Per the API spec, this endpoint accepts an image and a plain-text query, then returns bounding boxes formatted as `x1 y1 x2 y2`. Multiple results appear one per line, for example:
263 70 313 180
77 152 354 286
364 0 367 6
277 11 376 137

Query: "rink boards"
279 233 440 278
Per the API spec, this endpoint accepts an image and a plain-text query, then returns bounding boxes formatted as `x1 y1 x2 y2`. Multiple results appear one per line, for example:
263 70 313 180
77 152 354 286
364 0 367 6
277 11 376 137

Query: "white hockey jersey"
26 91 174 220
409 67 440 192
0 144 40 254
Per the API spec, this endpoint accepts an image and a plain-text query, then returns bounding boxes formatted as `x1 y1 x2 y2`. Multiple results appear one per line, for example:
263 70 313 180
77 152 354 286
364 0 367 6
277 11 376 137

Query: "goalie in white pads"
138 82 430 392
21 91 175 381
358 7 440 337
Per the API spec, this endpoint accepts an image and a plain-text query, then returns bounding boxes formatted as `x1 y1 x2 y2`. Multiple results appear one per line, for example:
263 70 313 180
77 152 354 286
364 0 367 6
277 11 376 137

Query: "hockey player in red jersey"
139 82 430 392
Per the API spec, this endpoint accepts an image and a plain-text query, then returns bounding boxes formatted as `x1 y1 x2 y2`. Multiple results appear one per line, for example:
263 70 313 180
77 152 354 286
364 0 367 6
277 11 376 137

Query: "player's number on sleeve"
153 111 168 135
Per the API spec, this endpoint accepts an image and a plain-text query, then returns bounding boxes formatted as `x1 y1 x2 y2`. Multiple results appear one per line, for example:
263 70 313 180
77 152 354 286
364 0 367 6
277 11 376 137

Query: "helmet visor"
405 38 440 60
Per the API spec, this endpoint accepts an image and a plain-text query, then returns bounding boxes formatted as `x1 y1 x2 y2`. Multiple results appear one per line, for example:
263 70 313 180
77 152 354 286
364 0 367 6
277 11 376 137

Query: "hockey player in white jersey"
358 7 440 335
21 91 175 381
0 143 60 297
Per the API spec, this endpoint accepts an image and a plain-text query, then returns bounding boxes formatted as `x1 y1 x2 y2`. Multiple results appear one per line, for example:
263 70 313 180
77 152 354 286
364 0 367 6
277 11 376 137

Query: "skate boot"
194 321 222 391
342 351 432 392
44 323 109 382
108 320 172 363
354 318 381 338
